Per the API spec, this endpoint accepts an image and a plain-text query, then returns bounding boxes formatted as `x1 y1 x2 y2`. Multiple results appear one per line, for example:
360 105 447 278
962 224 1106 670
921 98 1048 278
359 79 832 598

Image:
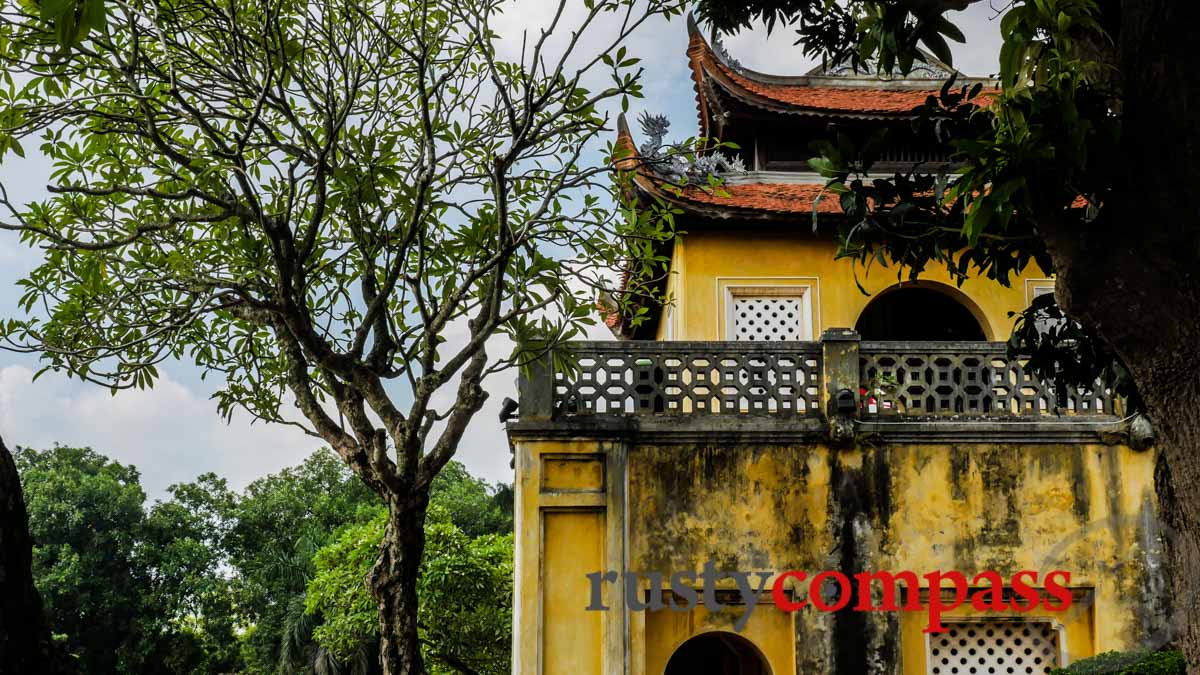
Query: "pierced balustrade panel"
553 342 822 417
860 342 1119 417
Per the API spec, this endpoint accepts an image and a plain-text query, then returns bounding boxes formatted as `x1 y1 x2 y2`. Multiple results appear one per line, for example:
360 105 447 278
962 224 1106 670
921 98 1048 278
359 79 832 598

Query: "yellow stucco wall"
632 443 1157 673
512 227 1162 674
512 434 1162 674
664 230 1053 341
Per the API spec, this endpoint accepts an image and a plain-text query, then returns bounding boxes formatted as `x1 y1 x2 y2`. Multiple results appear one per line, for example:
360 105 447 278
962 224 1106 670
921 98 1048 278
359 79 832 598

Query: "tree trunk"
370 493 430 675
0 436 74 674
1116 0 1200 667
1035 2 1200 667
1049 221 1200 666
1145 392 1200 662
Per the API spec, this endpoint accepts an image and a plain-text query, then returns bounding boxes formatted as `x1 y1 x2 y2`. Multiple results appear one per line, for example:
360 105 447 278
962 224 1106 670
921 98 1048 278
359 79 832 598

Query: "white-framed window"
721 283 816 341
1025 278 1056 306
1025 279 1063 335
926 618 1065 675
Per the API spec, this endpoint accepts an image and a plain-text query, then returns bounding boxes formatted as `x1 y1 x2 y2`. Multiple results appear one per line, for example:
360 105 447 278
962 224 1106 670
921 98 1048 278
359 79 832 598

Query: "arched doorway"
855 284 987 341
664 632 770 675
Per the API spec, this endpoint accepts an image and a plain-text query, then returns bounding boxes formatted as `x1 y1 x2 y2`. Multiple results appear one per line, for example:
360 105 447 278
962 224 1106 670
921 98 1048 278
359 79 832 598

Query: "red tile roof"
722 73 940 114
668 182 843 215
614 115 841 218
684 15 996 136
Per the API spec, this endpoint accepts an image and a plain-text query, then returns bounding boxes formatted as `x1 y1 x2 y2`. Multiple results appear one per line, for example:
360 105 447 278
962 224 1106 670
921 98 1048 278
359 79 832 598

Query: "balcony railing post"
821 328 861 419
518 350 555 420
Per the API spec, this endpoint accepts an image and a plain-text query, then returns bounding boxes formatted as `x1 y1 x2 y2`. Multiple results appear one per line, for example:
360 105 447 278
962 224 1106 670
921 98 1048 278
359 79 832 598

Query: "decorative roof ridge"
612 115 842 220
685 14 714 139
683 13 998 131
607 113 843 338
687 12 994 90
614 112 639 168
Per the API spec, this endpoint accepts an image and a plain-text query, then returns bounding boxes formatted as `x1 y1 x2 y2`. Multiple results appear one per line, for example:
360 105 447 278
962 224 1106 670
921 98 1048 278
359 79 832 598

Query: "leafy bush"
1124 652 1187 674
305 503 513 675
1050 649 1186 675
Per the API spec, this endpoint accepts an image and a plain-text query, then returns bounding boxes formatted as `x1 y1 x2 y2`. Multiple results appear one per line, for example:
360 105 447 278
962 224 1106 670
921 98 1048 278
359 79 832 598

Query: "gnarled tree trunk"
369 493 430 675
0 436 74 674
1048 139 1200 669
1116 0 1200 665
1041 3 1200 666
1051 217 1200 666
1146 394 1200 664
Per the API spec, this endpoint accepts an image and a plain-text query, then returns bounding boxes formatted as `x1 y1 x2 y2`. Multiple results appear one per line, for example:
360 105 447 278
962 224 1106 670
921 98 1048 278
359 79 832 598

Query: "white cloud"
0 365 323 498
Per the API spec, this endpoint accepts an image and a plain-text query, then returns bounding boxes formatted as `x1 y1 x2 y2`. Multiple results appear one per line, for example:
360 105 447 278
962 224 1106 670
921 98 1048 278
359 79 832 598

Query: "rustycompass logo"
585 563 1074 633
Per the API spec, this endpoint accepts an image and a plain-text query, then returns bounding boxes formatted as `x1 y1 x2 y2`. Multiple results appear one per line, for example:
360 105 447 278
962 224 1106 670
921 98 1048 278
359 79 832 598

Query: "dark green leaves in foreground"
25 0 106 48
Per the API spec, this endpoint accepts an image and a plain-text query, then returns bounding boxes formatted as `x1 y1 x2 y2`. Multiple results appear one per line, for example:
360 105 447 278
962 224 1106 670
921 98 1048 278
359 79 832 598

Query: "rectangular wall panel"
542 510 606 675
542 455 605 492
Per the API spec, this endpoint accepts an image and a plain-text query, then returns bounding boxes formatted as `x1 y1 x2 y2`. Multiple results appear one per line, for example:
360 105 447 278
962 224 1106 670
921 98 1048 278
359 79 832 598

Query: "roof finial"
612 112 639 170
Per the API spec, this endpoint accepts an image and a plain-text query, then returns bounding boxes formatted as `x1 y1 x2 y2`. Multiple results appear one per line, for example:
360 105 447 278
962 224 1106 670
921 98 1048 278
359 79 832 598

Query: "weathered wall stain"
1071 445 1091 523
622 441 1161 673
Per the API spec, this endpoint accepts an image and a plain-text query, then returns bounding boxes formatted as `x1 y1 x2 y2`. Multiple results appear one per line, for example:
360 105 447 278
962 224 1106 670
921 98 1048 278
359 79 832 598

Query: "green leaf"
807 156 839 177
1000 8 1022 38
936 17 965 44
922 32 953 69
963 200 994 246
38 0 74 21
81 0 107 38
55 10 78 46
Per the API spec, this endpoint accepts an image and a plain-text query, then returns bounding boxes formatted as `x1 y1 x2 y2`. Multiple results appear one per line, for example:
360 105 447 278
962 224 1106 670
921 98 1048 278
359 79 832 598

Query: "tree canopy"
17 446 165 673
305 503 513 675
14 445 513 675
0 0 686 669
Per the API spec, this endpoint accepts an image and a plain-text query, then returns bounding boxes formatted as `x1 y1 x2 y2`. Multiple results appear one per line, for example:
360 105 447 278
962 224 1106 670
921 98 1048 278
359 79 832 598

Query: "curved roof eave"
684 13 997 131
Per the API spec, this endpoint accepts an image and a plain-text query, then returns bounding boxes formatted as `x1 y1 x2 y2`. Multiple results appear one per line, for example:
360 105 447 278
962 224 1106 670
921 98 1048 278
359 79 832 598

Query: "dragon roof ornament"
636 112 745 186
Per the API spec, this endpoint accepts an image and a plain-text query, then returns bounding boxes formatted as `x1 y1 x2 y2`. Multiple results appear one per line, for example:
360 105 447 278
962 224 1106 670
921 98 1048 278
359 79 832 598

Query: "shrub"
1050 649 1185 675
1124 651 1187 674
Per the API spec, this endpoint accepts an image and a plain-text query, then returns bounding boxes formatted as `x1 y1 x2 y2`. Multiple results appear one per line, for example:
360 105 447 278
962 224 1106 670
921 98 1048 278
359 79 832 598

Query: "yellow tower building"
506 18 1166 675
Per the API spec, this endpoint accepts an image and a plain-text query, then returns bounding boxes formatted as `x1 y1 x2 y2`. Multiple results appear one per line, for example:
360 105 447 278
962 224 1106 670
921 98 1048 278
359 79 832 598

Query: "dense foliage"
0 0 684 667
16 445 238 674
305 505 513 675
15 446 512 674
1051 649 1187 675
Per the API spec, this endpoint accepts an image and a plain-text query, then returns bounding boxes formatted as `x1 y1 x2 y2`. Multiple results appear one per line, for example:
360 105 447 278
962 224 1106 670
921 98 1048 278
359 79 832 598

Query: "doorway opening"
855 285 987 341
664 632 770 675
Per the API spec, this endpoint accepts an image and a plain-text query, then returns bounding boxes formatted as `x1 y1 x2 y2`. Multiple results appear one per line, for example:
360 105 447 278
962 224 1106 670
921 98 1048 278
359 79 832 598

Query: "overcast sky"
0 2 1006 499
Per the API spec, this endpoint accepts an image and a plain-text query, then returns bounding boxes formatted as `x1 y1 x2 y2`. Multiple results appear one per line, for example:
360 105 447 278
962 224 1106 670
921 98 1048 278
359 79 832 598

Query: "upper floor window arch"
855 282 991 341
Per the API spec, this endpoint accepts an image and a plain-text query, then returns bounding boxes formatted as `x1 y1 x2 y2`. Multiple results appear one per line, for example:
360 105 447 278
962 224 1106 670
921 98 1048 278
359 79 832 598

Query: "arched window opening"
664 632 770 675
855 286 986 341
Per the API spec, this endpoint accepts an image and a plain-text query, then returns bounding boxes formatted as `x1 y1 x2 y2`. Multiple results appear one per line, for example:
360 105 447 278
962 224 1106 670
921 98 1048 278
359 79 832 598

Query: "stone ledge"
507 415 1133 446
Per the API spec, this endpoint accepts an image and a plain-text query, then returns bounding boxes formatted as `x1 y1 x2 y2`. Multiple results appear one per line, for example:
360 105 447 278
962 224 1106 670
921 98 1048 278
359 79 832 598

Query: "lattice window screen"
928 621 1061 675
730 296 805 341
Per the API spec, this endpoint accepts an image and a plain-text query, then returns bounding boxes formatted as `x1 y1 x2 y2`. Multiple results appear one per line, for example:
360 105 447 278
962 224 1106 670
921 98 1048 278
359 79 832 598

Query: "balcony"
512 330 1132 445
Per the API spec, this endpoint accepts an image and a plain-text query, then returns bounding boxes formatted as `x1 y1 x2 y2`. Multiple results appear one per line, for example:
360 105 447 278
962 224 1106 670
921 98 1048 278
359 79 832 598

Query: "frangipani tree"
0 0 684 671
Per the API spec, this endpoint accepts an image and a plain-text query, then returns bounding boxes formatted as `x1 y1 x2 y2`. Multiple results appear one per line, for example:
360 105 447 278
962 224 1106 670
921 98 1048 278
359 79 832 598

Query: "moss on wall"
624 441 1163 675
